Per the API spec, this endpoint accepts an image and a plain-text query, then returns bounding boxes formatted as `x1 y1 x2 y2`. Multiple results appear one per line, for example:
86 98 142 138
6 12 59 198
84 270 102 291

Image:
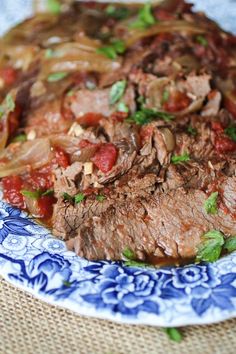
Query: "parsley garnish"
45 48 54 59
196 230 224 263
74 193 85 204
21 190 41 199
12 134 27 143
130 3 156 29
62 280 73 287
128 108 174 125
63 192 74 203
105 5 130 20
196 35 208 47
96 39 126 60
123 247 136 260
161 90 169 104
109 80 127 105
47 72 68 82
117 102 129 113
6 94 15 112
224 236 236 253
164 328 183 342
96 195 106 202
204 192 218 215
225 125 236 142
171 152 190 164
187 126 197 136
122 247 150 267
47 0 61 14
42 189 54 196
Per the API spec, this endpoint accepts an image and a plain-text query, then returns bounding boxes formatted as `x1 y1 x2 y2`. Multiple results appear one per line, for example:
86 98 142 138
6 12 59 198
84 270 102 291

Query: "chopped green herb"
105 5 130 20
62 280 73 287
162 90 169 104
124 260 150 268
47 0 61 14
6 94 15 112
96 195 106 202
42 189 54 197
66 90 75 97
96 39 126 60
196 230 225 263
117 102 129 113
45 48 54 59
164 328 183 342
137 95 146 106
204 192 218 215
130 3 156 29
47 72 68 82
196 35 208 47
171 152 190 164
0 106 4 118
123 247 136 260
187 126 197 136
74 193 85 204
12 134 27 143
63 192 74 203
225 125 236 142
109 80 127 105
128 108 174 125
21 190 41 199
224 236 236 253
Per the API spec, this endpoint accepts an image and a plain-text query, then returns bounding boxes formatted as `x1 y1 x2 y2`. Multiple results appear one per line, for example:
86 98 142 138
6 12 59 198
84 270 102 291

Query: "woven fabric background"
1 276 236 354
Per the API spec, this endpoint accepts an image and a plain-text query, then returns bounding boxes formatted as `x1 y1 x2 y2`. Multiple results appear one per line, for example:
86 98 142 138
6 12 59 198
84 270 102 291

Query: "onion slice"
0 138 51 178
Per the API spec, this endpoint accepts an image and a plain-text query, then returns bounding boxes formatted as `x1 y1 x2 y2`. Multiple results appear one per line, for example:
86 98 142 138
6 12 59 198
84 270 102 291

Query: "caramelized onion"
0 138 51 177
50 134 81 154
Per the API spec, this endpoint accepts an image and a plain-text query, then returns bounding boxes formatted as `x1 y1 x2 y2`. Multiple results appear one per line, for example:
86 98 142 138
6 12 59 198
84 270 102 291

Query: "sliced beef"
72 178 236 261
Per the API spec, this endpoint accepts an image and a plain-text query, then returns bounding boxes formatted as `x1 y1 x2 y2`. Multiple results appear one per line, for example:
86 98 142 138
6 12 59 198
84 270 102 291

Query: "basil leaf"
171 152 190 164
12 134 27 143
225 125 236 142
164 328 183 342
196 35 208 47
42 189 54 196
109 80 127 105
96 195 106 202
105 5 130 20
204 192 218 215
47 72 68 82
128 108 174 125
6 94 15 112
74 193 85 204
63 192 74 203
47 0 61 14
130 3 156 29
224 236 236 253
196 230 224 263
96 40 126 60
21 190 41 199
187 126 197 136
123 247 136 260
117 102 129 113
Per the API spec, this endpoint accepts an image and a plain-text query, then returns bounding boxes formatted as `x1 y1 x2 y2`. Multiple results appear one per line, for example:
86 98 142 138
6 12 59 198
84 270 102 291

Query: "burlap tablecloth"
1 277 236 354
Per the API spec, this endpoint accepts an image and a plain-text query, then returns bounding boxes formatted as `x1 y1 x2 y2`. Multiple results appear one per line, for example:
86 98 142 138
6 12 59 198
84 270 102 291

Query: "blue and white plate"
0 0 236 327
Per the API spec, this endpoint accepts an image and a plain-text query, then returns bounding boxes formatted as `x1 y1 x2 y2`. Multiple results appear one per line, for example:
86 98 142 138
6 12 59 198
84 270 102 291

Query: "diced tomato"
77 112 103 127
27 167 53 190
37 195 56 219
139 125 154 144
8 104 22 135
2 175 25 209
92 143 118 173
0 67 18 86
224 90 236 119
111 111 128 122
154 9 176 21
211 121 224 133
54 147 70 168
163 91 191 112
214 135 236 153
79 139 97 149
